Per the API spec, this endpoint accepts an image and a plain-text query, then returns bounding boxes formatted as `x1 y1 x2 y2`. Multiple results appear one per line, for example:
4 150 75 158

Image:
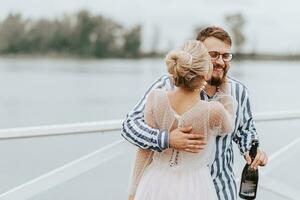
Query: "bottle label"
240 180 256 197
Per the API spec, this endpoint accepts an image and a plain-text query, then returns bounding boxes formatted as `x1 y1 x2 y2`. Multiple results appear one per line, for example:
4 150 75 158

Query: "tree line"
0 10 250 59
0 10 142 58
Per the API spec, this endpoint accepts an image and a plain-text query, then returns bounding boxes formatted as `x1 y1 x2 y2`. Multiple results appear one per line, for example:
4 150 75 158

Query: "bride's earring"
201 81 207 90
193 88 201 93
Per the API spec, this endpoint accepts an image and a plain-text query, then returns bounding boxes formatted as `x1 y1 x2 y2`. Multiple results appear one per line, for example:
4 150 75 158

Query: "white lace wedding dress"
131 88 236 200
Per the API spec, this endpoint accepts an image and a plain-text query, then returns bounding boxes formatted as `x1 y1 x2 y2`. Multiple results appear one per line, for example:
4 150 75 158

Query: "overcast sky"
1 0 300 53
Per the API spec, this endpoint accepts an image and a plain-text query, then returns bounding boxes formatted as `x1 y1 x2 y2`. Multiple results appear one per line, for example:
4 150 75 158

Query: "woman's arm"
128 90 157 198
209 84 237 134
121 76 170 152
128 149 153 198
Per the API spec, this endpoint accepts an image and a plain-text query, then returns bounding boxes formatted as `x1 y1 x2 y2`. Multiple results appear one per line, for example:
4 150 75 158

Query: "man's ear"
204 75 208 81
204 74 210 81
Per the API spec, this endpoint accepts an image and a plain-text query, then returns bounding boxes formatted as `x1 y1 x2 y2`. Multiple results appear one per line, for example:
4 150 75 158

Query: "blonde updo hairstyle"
166 40 212 90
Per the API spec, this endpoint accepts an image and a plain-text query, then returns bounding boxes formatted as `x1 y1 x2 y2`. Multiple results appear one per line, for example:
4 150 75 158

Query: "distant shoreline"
1 52 300 61
233 53 300 61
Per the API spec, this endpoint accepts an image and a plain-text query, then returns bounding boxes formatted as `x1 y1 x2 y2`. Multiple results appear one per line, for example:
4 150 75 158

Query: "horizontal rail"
1 110 300 140
0 120 123 139
253 110 300 122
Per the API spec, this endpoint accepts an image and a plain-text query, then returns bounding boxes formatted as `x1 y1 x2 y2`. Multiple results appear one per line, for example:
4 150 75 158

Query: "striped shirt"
121 75 259 200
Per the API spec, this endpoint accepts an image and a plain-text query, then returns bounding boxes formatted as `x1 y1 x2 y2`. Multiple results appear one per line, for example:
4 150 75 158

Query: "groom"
121 26 267 200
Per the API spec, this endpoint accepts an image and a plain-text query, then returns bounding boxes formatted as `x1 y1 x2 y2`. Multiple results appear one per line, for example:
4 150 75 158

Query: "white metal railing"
1 110 300 140
0 120 123 139
0 110 300 200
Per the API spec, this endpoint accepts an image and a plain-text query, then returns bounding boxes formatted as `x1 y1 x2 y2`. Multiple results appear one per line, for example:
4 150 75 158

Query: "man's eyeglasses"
208 51 233 62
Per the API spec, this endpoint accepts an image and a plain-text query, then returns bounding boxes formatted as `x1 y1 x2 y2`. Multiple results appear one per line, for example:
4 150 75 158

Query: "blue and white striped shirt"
121 75 259 200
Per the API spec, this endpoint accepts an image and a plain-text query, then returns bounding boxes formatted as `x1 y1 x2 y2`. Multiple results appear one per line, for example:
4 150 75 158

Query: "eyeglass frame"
208 51 233 62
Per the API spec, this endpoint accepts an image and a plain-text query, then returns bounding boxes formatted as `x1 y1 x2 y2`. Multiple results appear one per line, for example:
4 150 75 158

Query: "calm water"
0 57 300 128
0 57 299 199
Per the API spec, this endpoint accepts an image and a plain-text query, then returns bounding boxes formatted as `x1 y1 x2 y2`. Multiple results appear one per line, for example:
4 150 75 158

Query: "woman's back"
147 89 232 169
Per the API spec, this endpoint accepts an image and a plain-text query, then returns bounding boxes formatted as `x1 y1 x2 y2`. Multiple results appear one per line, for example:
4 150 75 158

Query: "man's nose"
215 56 225 66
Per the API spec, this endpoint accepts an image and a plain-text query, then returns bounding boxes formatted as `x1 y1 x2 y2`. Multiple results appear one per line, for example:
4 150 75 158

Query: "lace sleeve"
209 86 237 135
121 76 170 152
128 149 153 197
128 90 156 197
144 90 157 128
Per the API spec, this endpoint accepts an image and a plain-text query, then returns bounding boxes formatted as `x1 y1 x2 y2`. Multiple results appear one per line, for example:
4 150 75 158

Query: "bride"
128 40 236 200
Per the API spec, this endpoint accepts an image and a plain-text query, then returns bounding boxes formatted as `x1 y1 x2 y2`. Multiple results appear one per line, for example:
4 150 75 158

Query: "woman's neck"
167 86 202 116
174 87 200 99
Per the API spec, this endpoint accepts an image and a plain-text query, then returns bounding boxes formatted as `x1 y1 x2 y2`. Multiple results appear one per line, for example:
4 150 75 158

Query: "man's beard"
208 63 229 87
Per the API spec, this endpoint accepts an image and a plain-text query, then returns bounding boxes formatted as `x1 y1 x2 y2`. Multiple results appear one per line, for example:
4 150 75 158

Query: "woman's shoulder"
151 88 166 94
146 89 169 107
148 88 167 99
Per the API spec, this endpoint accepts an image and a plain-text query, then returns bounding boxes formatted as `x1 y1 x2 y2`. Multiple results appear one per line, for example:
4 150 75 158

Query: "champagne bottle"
239 139 259 199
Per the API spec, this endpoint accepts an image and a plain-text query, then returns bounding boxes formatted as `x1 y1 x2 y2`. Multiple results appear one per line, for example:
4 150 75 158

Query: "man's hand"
169 126 206 153
244 148 268 170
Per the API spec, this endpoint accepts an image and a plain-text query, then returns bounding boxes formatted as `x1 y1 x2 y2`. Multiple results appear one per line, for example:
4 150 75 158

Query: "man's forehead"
203 37 231 53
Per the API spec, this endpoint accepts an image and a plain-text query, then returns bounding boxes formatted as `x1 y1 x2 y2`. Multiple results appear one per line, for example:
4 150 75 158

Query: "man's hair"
196 26 232 46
